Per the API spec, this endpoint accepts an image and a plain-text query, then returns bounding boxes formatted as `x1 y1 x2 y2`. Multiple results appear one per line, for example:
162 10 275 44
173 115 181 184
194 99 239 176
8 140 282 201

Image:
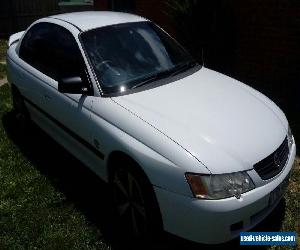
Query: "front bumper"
154 143 296 244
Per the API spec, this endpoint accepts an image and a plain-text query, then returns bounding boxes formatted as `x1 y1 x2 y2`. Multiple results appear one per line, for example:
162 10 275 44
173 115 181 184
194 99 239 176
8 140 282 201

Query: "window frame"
19 21 93 95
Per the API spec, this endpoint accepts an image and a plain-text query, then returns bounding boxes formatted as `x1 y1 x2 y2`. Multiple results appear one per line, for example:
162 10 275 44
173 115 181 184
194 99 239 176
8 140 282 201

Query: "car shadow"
2 110 286 250
2 111 118 248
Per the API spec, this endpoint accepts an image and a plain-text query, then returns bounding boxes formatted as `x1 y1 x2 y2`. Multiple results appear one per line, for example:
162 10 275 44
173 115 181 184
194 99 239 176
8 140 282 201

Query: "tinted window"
81 21 195 94
20 22 84 80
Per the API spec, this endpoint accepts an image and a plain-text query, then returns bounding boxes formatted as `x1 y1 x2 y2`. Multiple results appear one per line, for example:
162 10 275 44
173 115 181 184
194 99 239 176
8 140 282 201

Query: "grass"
0 40 7 79
0 83 299 249
0 84 110 249
0 40 7 61
0 64 6 80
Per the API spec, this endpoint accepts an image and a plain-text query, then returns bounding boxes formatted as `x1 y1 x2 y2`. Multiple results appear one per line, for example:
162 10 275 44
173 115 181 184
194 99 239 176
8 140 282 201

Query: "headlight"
287 126 294 149
185 171 255 200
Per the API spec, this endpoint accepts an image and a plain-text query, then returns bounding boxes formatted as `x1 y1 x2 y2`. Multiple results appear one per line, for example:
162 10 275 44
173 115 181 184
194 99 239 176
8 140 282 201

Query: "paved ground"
0 77 7 87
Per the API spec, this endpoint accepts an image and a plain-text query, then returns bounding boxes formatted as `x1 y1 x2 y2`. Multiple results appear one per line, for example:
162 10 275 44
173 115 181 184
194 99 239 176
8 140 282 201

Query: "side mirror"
58 76 89 94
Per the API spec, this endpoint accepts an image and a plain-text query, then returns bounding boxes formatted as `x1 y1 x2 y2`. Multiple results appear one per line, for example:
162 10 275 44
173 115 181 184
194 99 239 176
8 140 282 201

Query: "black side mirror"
58 76 89 94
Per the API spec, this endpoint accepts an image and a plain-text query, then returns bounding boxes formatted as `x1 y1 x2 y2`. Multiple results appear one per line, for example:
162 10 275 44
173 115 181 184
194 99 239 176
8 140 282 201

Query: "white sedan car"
7 11 296 245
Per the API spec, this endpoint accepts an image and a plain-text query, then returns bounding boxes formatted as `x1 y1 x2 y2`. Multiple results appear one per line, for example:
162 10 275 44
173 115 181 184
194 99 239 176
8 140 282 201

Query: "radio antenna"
202 47 205 67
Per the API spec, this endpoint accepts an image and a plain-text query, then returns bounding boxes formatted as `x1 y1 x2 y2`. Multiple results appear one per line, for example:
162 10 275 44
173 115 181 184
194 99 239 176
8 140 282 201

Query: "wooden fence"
0 0 94 38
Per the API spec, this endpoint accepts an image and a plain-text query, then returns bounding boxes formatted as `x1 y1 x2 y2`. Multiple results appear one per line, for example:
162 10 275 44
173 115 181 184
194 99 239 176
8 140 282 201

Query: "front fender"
90 97 210 196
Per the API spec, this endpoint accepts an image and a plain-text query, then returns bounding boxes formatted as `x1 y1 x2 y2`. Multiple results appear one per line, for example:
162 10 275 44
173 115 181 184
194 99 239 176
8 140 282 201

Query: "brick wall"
229 0 300 110
94 0 174 34
94 0 109 10
214 0 300 144
134 0 175 35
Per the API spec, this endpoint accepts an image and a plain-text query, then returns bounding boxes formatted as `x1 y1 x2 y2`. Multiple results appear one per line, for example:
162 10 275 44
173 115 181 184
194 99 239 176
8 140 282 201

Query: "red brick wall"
134 0 175 35
230 0 300 108
94 0 109 10
93 0 175 35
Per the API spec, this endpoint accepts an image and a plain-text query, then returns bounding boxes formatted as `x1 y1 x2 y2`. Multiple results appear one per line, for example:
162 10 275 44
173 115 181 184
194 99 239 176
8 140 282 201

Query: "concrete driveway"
0 77 7 87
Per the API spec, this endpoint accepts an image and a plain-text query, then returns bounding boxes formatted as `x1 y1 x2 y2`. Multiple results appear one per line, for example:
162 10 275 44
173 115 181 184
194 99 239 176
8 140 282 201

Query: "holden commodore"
6 11 296 245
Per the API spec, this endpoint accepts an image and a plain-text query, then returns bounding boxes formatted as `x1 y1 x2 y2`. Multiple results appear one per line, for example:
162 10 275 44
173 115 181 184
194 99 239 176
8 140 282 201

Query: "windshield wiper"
131 69 174 89
170 60 198 76
131 60 198 90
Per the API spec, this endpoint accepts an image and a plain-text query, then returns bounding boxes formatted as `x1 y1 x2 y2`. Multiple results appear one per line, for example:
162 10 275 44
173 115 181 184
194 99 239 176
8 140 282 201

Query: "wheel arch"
107 149 164 235
106 150 149 184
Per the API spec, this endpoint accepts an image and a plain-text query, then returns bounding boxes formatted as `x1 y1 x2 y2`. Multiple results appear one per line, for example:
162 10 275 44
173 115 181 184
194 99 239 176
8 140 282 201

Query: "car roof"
50 11 147 31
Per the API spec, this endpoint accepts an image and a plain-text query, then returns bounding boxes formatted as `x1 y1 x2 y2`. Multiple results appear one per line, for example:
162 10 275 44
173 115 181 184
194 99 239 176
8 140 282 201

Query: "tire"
110 159 163 248
11 85 30 128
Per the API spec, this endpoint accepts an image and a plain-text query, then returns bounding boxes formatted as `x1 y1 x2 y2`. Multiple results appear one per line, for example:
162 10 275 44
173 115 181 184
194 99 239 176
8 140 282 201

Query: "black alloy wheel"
111 162 162 248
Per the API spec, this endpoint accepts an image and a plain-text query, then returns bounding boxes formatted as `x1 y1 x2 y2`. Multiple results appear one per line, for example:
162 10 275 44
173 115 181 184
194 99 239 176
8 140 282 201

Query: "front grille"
254 137 289 180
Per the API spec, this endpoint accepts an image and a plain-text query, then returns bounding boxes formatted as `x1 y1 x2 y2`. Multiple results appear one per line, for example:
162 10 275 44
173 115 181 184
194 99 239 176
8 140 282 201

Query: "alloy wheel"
112 168 148 238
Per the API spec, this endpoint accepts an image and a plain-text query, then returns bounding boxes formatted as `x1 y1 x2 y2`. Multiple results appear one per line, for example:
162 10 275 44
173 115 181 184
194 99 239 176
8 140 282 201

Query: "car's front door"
19 22 100 167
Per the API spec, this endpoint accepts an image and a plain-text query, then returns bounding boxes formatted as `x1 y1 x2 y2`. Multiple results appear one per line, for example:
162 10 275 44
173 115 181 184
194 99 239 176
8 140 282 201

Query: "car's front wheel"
110 160 162 247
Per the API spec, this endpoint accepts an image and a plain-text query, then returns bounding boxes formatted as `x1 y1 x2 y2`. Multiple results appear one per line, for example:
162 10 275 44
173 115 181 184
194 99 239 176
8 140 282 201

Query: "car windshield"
80 21 197 94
